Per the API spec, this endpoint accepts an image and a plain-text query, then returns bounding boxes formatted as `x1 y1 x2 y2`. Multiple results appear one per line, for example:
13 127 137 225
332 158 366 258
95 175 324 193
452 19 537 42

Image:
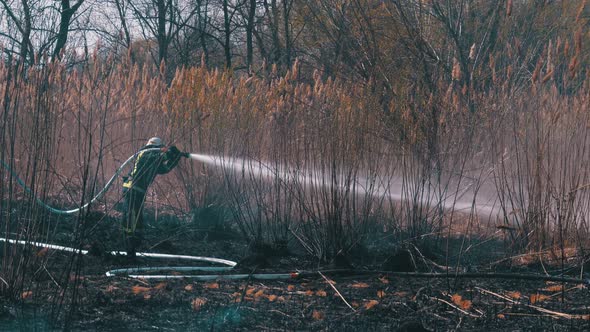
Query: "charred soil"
2 212 590 331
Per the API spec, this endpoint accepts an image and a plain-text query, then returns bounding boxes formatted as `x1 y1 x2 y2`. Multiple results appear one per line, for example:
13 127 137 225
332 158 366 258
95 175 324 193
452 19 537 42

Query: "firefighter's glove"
168 145 180 154
164 145 182 161
168 146 180 157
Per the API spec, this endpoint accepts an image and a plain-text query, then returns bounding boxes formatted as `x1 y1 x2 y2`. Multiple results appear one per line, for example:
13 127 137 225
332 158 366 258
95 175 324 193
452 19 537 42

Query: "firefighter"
121 137 189 257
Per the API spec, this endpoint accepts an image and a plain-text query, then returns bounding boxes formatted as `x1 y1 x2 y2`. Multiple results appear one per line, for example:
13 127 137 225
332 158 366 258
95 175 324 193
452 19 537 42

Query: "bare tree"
0 0 34 63
53 0 86 60
263 0 281 64
128 0 201 65
0 0 90 64
114 0 132 49
221 0 232 68
282 0 293 66
195 0 211 65
245 0 256 69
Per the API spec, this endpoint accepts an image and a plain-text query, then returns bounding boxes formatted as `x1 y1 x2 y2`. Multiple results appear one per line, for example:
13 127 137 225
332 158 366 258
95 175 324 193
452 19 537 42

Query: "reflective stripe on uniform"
123 150 148 193
130 151 147 178
123 182 146 193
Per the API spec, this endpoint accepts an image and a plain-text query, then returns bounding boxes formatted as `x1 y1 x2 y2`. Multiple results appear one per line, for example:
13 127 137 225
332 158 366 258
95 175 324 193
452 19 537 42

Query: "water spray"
0 149 501 280
188 153 499 215
1 150 498 217
0 149 307 280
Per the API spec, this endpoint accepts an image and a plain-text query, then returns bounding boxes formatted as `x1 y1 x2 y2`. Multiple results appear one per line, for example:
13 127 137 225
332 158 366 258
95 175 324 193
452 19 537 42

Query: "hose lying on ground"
0 149 298 280
0 236 299 280
2 151 590 284
1 237 589 284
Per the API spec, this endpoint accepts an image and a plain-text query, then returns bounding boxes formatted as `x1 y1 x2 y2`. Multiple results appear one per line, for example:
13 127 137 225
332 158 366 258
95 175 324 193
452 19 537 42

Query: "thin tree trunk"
282 0 290 67
246 0 256 70
264 0 281 65
20 0 31 64
198 0 209 65
253 25 267 61
223 0 232 68
157 0 168 63
114 0 132 50
53 0 84 61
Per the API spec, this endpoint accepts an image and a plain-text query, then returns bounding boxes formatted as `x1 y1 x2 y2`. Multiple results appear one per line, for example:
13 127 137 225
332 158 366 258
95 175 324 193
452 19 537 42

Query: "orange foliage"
254 290 265 299
451 294 472 310
364 300 379 310
312 310 324 320
530 294 550 304
543 285 564 292
350 283 370 289
204 283 220 290
37 247 49 257
132 286 151 294
191 298 207 311
506 291 521 300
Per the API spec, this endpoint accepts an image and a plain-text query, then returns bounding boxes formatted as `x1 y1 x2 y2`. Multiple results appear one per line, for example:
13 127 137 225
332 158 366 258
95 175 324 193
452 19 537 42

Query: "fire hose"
0 148 299 280
1 150 589 284
0 148 162 215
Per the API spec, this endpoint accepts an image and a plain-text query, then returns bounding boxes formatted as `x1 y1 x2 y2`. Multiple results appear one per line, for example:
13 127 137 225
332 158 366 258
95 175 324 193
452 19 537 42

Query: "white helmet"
147 137 163 147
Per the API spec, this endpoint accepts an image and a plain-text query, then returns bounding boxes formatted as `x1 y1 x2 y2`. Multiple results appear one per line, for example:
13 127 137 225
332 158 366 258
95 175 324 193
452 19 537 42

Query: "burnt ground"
1 210 590 331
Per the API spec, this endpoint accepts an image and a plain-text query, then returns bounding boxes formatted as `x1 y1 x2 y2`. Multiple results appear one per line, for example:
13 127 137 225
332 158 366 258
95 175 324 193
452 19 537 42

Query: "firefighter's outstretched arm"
157 145 185 174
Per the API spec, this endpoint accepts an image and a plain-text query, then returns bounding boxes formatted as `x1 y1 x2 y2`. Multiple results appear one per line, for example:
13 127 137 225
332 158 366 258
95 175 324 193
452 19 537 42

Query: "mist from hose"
0 150 498 217
188 153 499 217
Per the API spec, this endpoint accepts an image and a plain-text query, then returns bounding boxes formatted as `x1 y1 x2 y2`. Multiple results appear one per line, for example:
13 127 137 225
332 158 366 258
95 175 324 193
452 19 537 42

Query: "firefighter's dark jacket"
123 145 181 193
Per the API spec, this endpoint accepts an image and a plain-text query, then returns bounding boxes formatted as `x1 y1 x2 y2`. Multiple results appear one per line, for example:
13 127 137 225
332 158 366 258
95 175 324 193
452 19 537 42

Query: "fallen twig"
44 265 61 289
0 276 8 288
269 309 294 318
318 271 356 312
410 243 457 272
475 287 589 320
503 312 557 318
297 270 590 285
548 285 583 299
428 296 482 318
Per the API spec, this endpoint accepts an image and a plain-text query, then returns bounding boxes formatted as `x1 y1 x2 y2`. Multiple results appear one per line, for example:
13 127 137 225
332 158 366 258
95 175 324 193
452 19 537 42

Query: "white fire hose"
0 149 299 280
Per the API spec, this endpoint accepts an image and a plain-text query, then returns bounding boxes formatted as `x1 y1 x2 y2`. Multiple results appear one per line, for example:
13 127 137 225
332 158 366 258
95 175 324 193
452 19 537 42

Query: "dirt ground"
1 211 590 331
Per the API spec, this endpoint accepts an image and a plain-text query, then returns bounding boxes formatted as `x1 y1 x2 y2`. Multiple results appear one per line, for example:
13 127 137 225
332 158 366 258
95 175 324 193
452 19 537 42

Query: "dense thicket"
1 0 590 302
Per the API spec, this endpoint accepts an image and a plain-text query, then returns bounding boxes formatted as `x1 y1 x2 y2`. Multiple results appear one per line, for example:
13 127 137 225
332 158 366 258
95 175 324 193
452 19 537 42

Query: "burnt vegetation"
1 0 590 330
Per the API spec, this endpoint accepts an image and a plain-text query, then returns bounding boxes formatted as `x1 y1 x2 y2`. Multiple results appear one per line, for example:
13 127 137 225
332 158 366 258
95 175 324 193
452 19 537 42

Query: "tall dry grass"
486 39 590 258
1 36 590 293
